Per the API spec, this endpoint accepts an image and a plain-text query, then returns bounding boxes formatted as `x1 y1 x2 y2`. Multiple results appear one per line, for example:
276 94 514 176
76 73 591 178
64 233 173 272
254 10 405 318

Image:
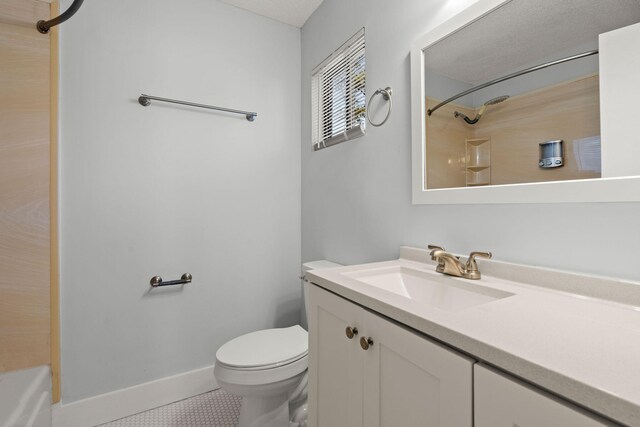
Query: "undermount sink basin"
342 265 513 312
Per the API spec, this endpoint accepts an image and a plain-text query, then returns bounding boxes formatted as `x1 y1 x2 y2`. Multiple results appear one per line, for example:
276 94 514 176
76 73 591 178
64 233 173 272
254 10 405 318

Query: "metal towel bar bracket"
139 94 257 121
150 273 192 287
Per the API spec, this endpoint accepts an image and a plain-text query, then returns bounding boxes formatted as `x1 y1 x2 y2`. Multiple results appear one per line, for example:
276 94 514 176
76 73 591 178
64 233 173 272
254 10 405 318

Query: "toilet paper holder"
150 273 192 287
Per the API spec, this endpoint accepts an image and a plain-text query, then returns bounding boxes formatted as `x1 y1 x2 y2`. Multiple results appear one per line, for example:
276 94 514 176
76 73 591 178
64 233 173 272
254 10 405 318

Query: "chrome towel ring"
366 87 393 127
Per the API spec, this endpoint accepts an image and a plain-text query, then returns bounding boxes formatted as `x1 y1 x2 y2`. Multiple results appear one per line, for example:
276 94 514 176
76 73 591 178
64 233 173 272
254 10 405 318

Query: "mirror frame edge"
410 0 640 204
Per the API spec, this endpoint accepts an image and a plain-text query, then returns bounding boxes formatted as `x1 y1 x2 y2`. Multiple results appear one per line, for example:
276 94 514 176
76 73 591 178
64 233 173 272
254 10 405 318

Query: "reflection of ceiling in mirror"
424 0 640 84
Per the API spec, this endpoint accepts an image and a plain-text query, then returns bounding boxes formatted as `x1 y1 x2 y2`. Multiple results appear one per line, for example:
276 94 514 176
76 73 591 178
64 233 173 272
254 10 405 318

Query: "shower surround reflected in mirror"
421 0 640 190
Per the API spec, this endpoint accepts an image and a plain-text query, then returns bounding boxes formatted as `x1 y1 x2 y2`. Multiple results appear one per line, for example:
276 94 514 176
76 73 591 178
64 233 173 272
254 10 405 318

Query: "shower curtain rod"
427 49 599 116
37 0 84 34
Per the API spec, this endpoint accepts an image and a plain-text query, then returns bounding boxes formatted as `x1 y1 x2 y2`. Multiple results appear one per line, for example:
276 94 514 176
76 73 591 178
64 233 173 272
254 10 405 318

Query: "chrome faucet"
427 244 448 271
428 246 492 280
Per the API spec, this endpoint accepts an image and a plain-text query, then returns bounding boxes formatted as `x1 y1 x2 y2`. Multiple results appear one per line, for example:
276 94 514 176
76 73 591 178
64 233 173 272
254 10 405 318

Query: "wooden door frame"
48 0 60 404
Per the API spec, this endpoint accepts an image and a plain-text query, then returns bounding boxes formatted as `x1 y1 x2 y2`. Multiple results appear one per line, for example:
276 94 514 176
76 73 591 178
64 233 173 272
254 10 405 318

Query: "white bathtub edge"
0 365 52 427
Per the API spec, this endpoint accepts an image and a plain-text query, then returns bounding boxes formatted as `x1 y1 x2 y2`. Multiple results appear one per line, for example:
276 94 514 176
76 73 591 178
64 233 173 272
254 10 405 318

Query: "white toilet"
213 260 342 427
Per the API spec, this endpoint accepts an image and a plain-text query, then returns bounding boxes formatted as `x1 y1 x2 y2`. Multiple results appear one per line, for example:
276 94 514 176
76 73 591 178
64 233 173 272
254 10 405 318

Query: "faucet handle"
465 251 492 276
428 244 445 260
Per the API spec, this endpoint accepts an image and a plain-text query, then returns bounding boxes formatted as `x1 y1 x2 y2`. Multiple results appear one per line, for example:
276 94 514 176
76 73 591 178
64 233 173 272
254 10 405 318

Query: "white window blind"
312 29 366 150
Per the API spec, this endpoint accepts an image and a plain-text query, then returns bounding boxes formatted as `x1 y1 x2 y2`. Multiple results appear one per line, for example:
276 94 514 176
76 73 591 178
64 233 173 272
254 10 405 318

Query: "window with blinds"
311 29 366 151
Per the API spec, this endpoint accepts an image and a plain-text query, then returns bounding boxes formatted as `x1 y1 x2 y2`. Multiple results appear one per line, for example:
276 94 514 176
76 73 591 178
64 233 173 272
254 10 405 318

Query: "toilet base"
238 393 290 427
215 366 307 427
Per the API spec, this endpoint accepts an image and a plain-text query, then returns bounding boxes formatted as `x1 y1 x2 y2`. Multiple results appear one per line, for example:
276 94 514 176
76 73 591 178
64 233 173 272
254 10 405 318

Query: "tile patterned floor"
98 389 241 427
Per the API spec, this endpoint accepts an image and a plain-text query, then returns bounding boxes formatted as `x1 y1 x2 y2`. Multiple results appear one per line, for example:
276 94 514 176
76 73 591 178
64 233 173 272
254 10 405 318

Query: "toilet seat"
216 351 307 371
216 325 308 370
214 325 309 386
215 354 308 387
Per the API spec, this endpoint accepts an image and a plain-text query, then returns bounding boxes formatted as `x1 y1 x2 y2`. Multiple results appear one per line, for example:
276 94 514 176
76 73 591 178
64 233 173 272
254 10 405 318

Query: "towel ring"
366 87 393 127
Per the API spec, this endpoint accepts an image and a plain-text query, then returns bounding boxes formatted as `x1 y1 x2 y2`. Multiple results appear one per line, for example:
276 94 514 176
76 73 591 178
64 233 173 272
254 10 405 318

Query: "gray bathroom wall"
301 0 640 280
60 0 300 402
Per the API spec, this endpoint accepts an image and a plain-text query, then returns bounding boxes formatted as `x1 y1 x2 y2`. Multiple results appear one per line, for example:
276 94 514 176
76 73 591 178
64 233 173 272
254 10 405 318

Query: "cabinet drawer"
475 364 615 427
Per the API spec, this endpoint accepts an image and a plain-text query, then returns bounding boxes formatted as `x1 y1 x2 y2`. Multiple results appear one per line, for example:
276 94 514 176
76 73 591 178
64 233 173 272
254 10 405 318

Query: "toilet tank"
301 260 343 330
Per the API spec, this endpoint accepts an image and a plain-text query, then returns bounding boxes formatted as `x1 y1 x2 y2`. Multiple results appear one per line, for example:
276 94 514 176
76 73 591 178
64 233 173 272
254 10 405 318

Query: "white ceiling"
425 0 640 84
218 0 324 27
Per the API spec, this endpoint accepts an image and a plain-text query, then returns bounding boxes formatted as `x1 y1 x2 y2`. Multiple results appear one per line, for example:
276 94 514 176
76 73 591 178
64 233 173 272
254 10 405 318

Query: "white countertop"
306 247 640 427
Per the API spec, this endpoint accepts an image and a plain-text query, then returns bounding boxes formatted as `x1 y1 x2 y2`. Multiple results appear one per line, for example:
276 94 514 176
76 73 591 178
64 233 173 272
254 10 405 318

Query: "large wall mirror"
410 0 640 204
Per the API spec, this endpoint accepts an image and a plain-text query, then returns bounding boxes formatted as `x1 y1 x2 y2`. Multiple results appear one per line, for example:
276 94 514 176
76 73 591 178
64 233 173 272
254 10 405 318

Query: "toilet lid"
216 325 308 369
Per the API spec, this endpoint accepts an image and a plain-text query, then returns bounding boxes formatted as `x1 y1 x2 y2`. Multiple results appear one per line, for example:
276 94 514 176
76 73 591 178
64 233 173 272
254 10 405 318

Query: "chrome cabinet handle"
360 336 374 350
345 326 358 339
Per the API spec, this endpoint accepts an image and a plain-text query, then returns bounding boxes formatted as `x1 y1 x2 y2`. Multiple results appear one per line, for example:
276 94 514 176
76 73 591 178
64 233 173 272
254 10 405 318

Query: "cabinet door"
308 285 364 427
475 364 613 427
362 310 474 427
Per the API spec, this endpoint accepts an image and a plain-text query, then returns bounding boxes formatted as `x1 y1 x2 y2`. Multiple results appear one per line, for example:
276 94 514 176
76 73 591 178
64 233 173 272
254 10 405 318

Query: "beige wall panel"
426 98 475 189
479 75 601 185
0 0 50 27
0 0 51 372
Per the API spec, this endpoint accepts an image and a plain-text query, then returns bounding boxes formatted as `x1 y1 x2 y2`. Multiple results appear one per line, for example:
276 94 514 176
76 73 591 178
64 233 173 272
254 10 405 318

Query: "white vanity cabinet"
307 283 364 426
474 365 614 427
308 284 474 427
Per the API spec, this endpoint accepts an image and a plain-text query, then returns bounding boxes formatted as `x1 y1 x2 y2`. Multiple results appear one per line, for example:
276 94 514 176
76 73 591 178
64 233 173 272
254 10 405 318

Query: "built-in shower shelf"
467 165 490 172
466 138 490 146
466 137 491 187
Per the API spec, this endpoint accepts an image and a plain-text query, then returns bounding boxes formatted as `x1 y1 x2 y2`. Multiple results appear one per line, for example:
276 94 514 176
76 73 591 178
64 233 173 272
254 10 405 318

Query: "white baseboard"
52 365 218 427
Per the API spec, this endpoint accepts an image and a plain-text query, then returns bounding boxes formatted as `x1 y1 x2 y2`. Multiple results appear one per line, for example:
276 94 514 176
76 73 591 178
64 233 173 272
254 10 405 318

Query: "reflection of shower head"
454 95 510 125
484 95 509 106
